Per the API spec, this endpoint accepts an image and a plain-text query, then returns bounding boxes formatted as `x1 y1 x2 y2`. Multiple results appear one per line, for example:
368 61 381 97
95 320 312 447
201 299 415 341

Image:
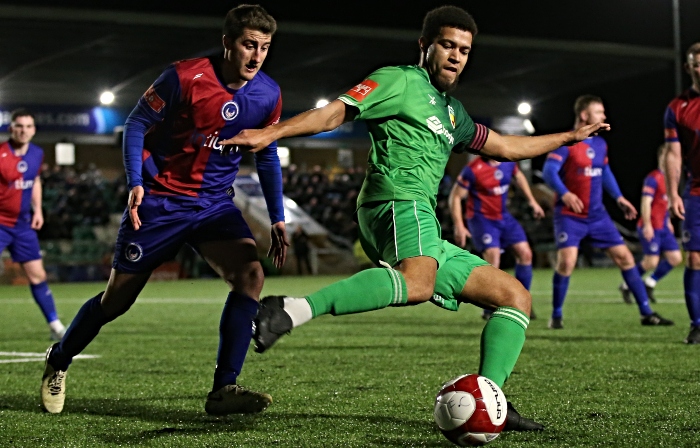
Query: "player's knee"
556 258 575 276
688 252 700 269
226 262 264 294
405 278 435 303
516 248 532 265
495 281 531 314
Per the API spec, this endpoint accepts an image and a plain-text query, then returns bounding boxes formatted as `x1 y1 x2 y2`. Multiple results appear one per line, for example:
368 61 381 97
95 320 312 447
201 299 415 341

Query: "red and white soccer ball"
433 374 507 446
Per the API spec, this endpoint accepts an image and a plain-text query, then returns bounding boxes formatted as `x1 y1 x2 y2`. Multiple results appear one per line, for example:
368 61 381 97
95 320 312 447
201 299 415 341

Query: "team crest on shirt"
482 234 493 245
558 232 568 243
221 101 240 121
448 105 456 128
16 160 28 173
124 242 144 262
494 169 503 180
683 230 692 243
586 147 595 159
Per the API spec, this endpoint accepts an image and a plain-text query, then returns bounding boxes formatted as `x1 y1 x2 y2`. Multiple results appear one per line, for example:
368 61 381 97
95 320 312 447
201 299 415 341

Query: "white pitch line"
0 351 100 364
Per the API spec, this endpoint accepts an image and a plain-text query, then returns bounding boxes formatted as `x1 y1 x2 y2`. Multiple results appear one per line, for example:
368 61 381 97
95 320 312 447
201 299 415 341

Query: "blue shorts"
467 213 528 252
113 195 254 274
682 196 700 251
0 223 42 263
637 226 679 255
554 212 624 250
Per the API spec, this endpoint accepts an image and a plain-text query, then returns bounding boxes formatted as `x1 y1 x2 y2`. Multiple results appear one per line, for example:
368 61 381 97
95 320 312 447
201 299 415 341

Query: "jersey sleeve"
337 67 406 120
457 166 475 190
451 102 489 153
543 146 569 195
664 105 679 143
642 174 658 197
123 65 182 189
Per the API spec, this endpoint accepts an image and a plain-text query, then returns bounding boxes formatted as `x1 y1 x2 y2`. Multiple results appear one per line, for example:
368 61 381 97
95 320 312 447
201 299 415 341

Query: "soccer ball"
433 374 507 446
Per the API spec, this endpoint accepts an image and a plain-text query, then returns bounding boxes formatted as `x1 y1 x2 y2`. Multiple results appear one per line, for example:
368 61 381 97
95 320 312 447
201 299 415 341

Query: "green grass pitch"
1 267 698 447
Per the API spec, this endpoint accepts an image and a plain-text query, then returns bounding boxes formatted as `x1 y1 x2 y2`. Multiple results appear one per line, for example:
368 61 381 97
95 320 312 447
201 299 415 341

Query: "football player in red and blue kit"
449 156 544 319
663 42 700 344
41 5 288 415
0 109 66 341
619 146 681 304
543 95 673 329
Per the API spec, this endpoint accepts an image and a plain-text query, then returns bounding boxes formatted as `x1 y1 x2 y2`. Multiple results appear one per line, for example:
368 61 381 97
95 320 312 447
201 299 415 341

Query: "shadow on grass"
1 394 441 445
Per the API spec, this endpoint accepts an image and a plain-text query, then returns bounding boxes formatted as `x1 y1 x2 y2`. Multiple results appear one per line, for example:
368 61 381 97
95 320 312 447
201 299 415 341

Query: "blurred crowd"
38 163 128 240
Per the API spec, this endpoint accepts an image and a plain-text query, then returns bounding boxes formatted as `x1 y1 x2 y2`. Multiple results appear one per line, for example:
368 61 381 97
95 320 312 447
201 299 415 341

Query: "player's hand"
643 223 654 242
617 197 637 220
669 193 685 220
571 122 610 143
128 186 144 231
530 201 545 219
31 211 44 230
453 224 471 248
268 221 289 269
219 129 274 155
562 192 584 214
667 219 675 234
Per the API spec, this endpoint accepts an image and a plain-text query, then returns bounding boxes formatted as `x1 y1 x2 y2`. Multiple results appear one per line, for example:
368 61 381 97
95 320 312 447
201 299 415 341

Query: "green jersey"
338 65 486 209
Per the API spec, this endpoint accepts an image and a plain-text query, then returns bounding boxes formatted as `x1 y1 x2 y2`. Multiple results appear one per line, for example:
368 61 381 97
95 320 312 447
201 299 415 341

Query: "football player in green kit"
222 5 608 430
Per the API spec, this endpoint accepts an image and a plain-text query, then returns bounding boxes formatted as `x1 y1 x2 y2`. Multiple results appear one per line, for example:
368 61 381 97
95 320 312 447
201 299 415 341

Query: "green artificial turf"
1 267 698 447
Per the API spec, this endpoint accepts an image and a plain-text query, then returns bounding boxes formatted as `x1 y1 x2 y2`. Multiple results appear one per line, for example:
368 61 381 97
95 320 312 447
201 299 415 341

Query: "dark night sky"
7 1 700 227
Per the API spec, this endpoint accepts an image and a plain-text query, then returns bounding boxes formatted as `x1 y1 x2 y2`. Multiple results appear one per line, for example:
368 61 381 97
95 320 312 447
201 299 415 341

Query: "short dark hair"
422 6 478 43
223 4 276 40
574 94 603 115
687 42 700 59
11 108 34 122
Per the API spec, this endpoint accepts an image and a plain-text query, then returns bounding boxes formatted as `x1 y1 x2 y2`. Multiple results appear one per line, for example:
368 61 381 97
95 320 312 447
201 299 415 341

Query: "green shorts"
357 200 489 311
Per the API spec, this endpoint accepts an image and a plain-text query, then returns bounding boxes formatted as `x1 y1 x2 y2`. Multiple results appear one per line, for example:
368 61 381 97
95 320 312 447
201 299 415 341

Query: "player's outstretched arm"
663 141 685 220
448 182 471 247
220 100 357 153
480 122 610 161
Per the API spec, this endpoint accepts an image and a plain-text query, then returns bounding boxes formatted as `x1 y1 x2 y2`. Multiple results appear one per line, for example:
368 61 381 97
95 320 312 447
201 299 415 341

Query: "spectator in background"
292 225 312 275
0 108 66 340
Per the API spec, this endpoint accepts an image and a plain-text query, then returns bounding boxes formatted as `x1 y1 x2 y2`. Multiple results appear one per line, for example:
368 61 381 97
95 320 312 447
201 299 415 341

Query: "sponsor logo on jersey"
583 167 602 177
491 184 509 196
558 232 568 243
16 160 28 173
586 147 595 159
143 86 165 113
13 179 34 190
426 116 454 144
221 101 240 121
345 79 378 102
482 233 493 245
448 105 456 128
125 242 144 262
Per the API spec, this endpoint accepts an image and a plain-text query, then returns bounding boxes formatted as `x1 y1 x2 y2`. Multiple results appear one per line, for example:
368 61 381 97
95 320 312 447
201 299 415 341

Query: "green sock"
306 268 407 317
478 307 529 388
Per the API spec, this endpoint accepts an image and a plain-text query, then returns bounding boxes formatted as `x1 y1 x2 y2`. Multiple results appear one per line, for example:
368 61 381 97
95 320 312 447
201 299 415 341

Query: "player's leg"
682 196 700 343
606 244 672 325
644 228 682 299
434 246 542 430
550 214 586 328
466 216 501 320
254 200 441 353
41 268 152 413
195 236 272 414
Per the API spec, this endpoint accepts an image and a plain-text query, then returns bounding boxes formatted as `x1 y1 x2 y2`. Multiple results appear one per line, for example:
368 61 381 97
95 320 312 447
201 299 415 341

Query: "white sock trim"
283 297 313 328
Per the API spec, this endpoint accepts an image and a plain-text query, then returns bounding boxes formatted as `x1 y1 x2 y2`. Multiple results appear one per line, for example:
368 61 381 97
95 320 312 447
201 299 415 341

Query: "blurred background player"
448 155 544 320
0 108 66 341
40 4 287 415
543 94 673 329
223 5 610 431
663 42 700 344
619 145 681 304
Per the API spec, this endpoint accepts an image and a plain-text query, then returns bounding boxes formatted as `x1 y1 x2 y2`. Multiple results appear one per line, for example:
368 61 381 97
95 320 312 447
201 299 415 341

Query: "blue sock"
514 264 533 291
552 272 570 319
621 268 654 316
212 292 259 391
636 263 646 277
30 281 58 323
684 268 700 327
650 259 674 282
49 293 112 371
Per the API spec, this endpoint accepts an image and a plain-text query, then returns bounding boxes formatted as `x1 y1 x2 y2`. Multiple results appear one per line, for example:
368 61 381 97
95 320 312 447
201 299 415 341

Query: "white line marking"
0 351 100 364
